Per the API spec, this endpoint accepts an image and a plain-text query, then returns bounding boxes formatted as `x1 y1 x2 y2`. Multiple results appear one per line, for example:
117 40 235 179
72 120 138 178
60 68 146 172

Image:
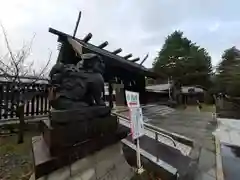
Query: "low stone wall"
216 97 240 119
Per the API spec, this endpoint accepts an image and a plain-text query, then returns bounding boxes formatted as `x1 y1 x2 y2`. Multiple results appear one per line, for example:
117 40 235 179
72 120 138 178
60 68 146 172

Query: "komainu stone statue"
45 53 118 155
49 53 106 109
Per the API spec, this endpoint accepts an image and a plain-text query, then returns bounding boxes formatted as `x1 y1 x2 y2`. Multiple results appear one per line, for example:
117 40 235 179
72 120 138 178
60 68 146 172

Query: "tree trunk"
17 103 25 144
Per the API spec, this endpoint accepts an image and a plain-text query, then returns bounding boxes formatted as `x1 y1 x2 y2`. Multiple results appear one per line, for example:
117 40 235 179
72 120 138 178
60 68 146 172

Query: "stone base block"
32 125 129 179
41 115 119 156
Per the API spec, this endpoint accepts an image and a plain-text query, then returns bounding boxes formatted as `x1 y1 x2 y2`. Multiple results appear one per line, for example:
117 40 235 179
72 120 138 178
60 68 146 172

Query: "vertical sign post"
125 90 145 174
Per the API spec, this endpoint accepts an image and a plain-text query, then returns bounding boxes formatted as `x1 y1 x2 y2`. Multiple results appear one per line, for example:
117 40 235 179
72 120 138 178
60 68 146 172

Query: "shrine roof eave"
49 27 159 79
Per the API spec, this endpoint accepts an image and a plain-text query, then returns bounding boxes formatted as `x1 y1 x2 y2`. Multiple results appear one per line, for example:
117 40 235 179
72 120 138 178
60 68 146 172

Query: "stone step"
32 124 129 179
30 141 134 180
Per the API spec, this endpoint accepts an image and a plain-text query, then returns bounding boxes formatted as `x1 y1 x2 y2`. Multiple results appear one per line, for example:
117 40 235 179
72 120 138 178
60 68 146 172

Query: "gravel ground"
0 132 39 180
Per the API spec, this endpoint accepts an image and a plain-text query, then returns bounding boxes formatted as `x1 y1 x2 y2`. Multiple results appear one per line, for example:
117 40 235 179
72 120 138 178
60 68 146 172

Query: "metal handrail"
144 123 194 146
117 115 177 148
113 110 194 147
145 124 177 147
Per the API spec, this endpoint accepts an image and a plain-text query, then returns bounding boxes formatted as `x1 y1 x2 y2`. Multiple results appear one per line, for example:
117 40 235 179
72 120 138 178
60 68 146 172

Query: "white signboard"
125 90 140 108
125 91 145 139
125 91 144 172
129 107 145 139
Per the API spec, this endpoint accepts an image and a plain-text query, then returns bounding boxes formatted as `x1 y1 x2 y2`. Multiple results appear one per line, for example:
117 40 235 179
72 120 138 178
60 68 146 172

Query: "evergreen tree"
153 31 212 88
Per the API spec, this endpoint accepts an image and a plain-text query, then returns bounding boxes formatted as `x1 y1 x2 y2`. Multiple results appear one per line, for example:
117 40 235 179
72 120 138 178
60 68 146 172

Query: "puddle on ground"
221 143 240 180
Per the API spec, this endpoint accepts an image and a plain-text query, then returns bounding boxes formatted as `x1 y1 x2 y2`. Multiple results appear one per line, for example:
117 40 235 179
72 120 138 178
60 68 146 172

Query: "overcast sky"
1 0 240 70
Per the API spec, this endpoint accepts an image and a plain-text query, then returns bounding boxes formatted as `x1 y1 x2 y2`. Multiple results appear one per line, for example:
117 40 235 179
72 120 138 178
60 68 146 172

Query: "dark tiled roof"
49 28 158 78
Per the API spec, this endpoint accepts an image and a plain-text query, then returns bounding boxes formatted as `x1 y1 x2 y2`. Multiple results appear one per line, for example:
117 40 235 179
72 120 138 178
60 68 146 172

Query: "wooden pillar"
108 81 113 108
123 80 129 106
0 85 3 120
136 75 146 105
114 82 125 106
102 83 106 102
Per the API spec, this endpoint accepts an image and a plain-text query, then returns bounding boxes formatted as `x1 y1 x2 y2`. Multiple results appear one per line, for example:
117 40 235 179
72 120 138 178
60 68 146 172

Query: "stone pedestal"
32 107 129 179
42 108 119 156
30 141 134 180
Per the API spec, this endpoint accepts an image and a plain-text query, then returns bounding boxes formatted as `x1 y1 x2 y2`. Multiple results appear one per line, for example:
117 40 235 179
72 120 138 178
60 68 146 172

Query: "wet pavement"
143 106 217 180
142 106 217 152
115 105 240 180
221 144 240 180
114 105 218 180
214 118 240 180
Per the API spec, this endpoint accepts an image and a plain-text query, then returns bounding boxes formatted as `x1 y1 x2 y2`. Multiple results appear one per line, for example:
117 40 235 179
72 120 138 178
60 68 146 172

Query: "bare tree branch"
0 25 50 144
0 24 51 85
1 23 15 63
37 50 52 77
30 50 52 84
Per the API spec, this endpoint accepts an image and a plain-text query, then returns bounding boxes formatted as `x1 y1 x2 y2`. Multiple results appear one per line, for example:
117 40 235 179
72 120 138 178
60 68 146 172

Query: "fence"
215 96 240 119
0 81 117 121
0 81 50 120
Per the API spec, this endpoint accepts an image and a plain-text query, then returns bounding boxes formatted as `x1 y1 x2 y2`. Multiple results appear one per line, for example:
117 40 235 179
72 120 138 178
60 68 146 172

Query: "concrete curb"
215 136 224 180
214 113 224 180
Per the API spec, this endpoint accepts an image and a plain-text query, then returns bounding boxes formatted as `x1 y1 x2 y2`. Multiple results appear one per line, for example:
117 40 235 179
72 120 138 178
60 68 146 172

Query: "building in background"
146 83 205 105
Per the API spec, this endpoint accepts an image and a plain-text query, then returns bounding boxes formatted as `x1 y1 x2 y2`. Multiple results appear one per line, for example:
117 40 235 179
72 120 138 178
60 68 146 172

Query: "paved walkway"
115 104 218 180
144 107 217 180
214 118 240 146
214 118 240 180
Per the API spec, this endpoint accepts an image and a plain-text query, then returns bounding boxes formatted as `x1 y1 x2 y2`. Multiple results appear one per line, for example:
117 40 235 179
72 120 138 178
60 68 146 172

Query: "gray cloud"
1 0 240 69
135 0 240 66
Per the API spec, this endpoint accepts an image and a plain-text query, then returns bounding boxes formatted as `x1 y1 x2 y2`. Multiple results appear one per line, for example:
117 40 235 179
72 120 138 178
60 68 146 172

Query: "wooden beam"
123 54 132 59
130 58 140 62
49 28 66 37
48 28 159 78
73 11 81 38
98 41 108 49
140 53 149 65
82 33 92 42
112 48 122 54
